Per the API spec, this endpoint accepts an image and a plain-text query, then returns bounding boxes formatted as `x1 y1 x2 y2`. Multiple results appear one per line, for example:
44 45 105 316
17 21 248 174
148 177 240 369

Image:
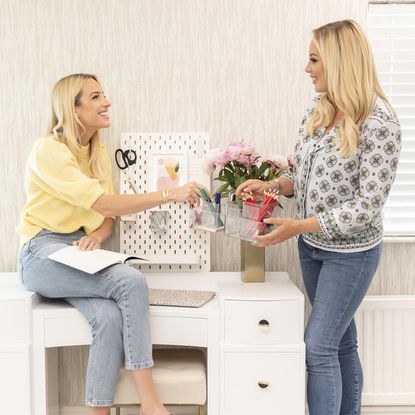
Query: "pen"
214 192 221 211
200 188 215 212
214 192 224 227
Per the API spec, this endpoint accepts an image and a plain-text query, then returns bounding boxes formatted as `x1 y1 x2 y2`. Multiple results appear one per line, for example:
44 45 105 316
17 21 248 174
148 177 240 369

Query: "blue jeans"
19 229 153 407
298 236 382 415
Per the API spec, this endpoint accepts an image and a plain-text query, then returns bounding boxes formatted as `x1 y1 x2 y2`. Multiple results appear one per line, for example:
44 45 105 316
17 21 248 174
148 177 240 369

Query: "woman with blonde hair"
17 73 206 415
236 20 401 415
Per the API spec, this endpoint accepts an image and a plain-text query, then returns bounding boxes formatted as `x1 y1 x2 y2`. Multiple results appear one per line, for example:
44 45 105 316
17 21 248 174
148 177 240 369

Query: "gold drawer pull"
258 380 269 389
258 319 270 329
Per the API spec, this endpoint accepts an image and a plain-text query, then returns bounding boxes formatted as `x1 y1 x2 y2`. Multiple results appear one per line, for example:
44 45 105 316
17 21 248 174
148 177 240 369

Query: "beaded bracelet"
269 178 280 194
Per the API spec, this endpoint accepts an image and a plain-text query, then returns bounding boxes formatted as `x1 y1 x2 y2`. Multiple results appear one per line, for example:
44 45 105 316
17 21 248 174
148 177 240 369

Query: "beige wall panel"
58 346 89 405
1 0 413 406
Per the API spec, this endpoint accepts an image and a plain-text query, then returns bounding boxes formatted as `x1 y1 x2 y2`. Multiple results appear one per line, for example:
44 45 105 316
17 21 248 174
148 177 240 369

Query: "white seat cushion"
114 348 206 405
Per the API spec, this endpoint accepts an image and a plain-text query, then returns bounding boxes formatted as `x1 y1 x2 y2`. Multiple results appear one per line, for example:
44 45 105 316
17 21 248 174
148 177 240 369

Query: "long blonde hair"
305 20 387 157
47 73 106 181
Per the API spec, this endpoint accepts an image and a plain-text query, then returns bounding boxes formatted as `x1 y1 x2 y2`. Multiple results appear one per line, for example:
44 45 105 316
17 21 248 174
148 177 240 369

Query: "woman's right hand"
170 181 209 206
235 179 272 199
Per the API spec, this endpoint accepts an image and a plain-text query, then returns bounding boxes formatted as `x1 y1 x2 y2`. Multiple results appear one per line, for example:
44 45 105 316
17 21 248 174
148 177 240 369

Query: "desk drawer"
224 351 304 415
0 300 26 344
150 316 208 347
224 299 301 344
44 316 92 347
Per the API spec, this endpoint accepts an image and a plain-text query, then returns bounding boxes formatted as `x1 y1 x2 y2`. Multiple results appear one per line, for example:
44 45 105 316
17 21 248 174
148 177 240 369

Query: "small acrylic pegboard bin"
224 199 276 243
190 202 225 233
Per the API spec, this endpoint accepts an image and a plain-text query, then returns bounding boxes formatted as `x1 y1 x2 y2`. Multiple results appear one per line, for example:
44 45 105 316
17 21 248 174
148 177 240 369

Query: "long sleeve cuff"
317 210 340 240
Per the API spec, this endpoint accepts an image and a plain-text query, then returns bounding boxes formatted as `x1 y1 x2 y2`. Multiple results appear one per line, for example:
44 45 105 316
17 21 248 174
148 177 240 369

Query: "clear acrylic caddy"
190 202 225 233
224 199 276 243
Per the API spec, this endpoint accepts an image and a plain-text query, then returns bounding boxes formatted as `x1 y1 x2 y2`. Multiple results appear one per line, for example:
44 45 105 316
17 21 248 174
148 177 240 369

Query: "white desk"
0 272 305 415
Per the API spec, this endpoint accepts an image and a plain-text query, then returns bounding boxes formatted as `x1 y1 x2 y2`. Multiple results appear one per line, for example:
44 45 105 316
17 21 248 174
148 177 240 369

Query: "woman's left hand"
254 217 302 247
73 235 101 251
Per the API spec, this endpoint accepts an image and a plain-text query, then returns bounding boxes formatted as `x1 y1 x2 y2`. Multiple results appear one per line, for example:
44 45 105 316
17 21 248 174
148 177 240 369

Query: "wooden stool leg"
199 405 206 415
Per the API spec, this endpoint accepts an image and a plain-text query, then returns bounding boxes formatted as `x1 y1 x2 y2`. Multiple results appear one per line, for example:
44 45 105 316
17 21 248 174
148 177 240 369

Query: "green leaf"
258 162 269 176
217 183 230 193
250 165 258 178
235 176 246 188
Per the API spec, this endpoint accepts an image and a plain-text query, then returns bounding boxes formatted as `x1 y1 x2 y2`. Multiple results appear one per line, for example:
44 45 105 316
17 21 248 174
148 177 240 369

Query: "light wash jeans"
298 236 382 415
18 229 153 407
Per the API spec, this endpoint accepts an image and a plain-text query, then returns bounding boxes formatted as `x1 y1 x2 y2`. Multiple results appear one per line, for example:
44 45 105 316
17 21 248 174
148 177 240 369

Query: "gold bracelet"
161 189 170 204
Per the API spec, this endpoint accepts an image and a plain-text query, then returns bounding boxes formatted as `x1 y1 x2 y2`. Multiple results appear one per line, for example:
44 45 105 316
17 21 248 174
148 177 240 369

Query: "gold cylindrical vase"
240 240 265 283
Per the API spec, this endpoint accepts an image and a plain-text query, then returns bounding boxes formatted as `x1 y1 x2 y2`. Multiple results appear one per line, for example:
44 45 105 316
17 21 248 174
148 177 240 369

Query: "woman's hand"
170 181 210 206
73 235 102 251
253 218 302 247
254 216 321 247
235 179 272 199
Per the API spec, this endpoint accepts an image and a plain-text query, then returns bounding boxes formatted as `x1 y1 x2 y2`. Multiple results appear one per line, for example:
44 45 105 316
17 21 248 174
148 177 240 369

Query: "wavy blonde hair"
47 73 106 181
305 20 387 157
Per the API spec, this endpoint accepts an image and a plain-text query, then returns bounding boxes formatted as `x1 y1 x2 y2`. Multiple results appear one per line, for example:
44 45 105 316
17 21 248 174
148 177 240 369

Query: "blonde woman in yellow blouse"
17 74 206 415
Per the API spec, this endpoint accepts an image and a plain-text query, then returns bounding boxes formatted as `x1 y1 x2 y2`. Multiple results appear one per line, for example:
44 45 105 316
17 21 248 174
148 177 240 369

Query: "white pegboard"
118 133 211 272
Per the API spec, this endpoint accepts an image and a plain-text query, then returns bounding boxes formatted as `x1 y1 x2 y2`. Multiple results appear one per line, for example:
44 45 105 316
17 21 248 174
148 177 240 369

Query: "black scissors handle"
115 149 137 170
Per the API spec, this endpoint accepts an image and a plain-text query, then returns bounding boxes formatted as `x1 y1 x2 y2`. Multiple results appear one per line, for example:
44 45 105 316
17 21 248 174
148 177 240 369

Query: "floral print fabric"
284 96 401 251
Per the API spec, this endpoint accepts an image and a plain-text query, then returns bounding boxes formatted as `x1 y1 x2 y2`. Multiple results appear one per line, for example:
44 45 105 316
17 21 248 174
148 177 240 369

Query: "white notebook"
48 246 148 274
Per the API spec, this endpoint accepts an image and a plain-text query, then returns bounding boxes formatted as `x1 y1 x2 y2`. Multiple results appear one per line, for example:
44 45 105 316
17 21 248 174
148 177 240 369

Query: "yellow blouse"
17 135 114 245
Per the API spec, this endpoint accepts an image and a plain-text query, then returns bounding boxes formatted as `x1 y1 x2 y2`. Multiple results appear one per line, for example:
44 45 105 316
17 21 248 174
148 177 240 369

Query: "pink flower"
287 153 295 167
234 153 251 166
267 155 289 170
204 139 291 199
223 141 258 167
216 151 231 168
202 148 230 174
241 144 257 156
225 141 244 157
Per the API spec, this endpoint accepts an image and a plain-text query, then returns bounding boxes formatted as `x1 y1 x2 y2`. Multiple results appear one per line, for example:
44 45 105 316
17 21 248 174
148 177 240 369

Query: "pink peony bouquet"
203 140 294 197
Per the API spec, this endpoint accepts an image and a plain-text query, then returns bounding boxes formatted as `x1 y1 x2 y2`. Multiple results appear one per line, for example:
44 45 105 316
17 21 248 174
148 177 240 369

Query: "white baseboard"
306 406 415 415
307 406 415 415
62 405 415 415
61 405 198 415
362 406 415 414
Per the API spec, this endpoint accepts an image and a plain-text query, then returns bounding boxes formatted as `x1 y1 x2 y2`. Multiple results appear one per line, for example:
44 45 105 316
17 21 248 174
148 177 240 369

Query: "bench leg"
115 407 121 415
199 405 206 415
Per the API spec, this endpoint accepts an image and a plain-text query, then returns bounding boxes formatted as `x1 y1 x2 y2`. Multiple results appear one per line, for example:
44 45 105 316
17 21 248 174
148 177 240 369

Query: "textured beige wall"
1 0 413 406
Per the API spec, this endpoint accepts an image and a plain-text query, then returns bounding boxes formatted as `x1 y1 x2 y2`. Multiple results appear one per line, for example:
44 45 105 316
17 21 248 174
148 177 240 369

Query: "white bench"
113 348 206 415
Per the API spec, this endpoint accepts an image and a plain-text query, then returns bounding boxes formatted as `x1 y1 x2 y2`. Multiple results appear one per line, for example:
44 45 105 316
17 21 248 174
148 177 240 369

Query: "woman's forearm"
92 191 168 217
89 217 114 242
92 181 203 217
297 215 321 233
266 176 294 196
278 176 294 196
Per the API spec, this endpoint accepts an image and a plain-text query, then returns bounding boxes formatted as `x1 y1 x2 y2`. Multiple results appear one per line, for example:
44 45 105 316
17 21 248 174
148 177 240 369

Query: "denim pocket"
26 233 71 260
19 241 33 284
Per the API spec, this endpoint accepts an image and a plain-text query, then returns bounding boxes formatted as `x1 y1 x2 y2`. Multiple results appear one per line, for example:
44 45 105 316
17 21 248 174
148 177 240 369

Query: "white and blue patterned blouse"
283 95 401 252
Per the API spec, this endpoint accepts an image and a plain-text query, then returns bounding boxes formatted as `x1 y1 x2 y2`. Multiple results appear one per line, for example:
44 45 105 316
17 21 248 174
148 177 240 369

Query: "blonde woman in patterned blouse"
236 20 401 415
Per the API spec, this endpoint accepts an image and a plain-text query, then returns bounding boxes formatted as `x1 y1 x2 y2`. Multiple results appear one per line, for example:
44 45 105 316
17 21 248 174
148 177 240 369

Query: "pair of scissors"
115 148 139 194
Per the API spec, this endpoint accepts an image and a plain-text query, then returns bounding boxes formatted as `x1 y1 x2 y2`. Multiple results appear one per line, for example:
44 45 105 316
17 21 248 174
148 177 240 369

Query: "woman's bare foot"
89 406 110 415
139 404 172 415
132 368 173 415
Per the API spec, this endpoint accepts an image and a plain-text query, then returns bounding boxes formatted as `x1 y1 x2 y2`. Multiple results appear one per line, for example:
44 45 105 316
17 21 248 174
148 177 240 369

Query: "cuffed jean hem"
86 399 114 407
125 359 154 370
